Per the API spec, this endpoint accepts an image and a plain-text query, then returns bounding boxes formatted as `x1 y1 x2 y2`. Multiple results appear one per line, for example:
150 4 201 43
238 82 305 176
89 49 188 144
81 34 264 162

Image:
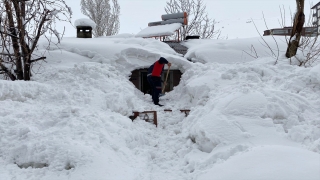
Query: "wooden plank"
130 111 158 127
129 109 191 127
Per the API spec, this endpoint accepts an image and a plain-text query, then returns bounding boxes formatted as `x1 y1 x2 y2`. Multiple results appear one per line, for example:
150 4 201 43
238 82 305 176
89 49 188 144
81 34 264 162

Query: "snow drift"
0 35 319 180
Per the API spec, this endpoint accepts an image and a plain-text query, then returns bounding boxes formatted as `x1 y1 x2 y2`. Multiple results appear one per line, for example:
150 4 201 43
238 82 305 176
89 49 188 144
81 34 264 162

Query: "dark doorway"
140 71 152 95
130 68 182 94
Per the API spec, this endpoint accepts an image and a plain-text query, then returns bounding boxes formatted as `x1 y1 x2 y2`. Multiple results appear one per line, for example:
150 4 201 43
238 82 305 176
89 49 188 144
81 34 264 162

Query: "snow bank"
101 33 135 38
198 145 320 180
310 63 320 83
0 62 153 179
165 57 320 153
182 37 288 64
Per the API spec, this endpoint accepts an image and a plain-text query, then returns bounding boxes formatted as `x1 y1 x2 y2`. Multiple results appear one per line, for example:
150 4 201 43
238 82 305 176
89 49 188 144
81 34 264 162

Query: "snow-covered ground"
0 34 319 180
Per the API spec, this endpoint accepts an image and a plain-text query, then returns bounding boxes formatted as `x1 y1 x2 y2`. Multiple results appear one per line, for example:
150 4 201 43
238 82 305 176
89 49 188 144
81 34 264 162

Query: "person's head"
159 57 167 61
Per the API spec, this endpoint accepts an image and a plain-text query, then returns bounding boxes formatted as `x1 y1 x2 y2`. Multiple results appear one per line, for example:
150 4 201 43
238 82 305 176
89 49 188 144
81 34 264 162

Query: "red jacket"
151 57 168 77
152 61 164 77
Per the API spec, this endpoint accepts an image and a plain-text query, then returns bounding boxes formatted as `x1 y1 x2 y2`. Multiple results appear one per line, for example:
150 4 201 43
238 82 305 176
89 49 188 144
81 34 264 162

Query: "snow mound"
183 37 288 64
165 58 320 154
198 145 320 180
222 91 268 117
102 33 135 38
74 18 96 29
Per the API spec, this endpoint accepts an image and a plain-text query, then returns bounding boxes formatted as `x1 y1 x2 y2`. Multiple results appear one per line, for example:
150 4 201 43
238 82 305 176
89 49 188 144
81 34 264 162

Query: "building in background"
311 1 320 35
263 27 317 37
264 3 319 37
74 18 96 38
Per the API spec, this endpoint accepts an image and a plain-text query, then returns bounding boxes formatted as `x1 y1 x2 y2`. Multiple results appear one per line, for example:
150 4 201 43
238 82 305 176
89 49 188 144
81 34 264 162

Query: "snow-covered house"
74 18 96 38
131 13 190 94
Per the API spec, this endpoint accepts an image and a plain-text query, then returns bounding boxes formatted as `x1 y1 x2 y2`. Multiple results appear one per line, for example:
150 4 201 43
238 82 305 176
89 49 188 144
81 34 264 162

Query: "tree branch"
30 56 46 63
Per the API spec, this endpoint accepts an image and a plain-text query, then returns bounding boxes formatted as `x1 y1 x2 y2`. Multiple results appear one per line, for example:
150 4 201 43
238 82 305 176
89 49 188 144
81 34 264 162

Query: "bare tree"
294 35 320 66
286 0 305 58
165 0 219 40
292 1 320 66
246 2 320 66
0 0 72 81
80 0 120 37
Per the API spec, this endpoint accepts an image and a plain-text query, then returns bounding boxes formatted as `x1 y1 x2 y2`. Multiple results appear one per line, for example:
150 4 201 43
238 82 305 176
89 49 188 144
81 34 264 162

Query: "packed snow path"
132 110 189 180
132 107 229 180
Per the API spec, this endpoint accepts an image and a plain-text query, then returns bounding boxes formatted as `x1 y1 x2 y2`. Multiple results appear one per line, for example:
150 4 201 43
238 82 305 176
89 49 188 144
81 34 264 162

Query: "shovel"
161 65 171 95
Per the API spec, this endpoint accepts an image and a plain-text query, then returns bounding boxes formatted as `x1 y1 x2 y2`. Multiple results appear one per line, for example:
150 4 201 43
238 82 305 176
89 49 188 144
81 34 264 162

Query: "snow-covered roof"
74 18 96 29
135 23 182 38
55 35 191 72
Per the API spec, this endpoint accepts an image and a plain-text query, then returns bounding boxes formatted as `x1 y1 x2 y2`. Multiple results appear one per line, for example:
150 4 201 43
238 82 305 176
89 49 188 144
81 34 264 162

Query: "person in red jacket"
147 57 171 106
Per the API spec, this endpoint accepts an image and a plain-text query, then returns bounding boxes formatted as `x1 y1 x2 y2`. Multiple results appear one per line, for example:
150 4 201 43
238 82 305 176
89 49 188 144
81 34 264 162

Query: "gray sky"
61 0 316 39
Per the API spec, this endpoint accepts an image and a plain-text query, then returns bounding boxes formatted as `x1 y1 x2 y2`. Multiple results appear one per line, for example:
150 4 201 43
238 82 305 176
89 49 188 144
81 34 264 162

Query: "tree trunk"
15 1 31 80
4 1 24 80
285 0 305 58
23 55 31 80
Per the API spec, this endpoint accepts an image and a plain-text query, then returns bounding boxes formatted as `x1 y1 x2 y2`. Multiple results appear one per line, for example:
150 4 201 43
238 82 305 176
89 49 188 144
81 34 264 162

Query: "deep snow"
0 34 319 180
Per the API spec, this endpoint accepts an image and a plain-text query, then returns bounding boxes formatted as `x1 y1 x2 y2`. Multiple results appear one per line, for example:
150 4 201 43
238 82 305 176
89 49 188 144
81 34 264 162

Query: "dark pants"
147 76 153 95
147 76 161 104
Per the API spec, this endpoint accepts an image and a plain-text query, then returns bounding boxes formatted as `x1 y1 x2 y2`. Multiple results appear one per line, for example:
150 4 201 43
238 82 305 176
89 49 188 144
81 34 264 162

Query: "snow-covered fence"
129 109 191 127
130 111 158 127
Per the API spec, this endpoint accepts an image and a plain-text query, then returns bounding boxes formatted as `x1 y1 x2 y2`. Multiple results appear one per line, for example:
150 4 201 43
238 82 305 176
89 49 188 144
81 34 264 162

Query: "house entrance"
140 71 151 95
130 69 182 94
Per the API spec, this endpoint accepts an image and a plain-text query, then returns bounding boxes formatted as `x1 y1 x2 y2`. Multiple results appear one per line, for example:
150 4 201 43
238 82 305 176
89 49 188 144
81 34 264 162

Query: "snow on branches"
80 0 120 37
0 0 72 80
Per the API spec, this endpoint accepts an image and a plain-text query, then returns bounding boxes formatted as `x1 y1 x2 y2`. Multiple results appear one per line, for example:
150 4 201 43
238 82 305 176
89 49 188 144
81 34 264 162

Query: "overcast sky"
60 0 316 39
